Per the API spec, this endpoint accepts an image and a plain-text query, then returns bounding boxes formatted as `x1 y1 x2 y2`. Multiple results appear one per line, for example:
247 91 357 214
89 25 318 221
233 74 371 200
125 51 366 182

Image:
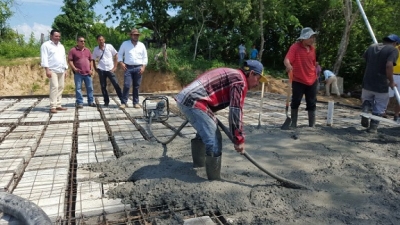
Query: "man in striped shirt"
175 60 266 180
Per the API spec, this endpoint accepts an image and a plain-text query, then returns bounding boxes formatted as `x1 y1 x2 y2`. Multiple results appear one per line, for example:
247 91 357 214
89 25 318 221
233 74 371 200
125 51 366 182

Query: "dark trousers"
291 80 318 111
98 69 122 104
122 65 142 104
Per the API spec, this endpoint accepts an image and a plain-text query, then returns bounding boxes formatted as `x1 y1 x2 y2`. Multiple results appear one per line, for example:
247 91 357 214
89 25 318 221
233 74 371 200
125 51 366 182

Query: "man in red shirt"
68 36 96 108
175 60 267 180
283 27 318 128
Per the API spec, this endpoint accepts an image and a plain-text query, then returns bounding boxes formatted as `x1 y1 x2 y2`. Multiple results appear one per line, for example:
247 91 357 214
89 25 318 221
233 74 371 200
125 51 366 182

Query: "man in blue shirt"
250 45 258 60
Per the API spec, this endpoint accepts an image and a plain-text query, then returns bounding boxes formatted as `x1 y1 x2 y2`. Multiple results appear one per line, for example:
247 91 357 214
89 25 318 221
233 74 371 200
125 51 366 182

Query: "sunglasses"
79 40 85 42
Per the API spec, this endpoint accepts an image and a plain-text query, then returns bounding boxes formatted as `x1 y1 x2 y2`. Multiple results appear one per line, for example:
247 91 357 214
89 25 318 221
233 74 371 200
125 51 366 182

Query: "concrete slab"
0 172 14 191
0 158 24 175
0 138 37 151
0 147 31 161
77 150 115 164
77 141 113 153
75 181 130 218
183 216 215 225
25 155 70 171
34 144 71 157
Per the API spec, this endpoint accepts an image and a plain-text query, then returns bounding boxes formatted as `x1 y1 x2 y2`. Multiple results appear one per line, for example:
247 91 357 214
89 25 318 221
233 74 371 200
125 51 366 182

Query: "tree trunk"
258 0 265 61
333 0 358 75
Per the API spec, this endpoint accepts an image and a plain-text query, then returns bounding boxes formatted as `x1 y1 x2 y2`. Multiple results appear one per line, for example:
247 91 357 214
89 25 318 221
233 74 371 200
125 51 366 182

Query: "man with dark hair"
175 60 267 180
68 36 95 108
361 34 400 133
40 29 68 113
118 28 148 109
283 27 319 128
92 35 122 107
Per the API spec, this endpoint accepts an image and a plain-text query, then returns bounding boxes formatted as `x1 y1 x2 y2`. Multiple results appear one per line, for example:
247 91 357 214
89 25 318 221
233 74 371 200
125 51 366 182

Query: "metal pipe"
355 0 377 44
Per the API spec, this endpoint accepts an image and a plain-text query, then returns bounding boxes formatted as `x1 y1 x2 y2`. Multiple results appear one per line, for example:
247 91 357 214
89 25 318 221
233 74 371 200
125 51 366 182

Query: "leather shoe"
56 107 67 111
50 108 57 113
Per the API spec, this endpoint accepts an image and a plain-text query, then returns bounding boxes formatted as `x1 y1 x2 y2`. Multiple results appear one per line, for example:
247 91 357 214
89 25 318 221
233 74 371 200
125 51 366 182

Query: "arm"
40 44 52 78
139 43 148 74
117 42 127 71
112 53 118 72
283 58 293 73
229 83 246 154
387 61 395 88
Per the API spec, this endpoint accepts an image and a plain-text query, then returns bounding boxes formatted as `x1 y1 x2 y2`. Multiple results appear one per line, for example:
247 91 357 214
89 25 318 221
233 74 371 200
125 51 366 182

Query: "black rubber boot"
205 155 221 180
308 110 316 127
361 101 372 128
290 109 298 129
191 138 206 168
367 119 379 133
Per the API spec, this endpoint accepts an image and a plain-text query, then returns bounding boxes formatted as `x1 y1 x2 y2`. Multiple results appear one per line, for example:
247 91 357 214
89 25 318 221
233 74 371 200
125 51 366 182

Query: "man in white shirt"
118 28 148 109
323 69 340 97
40 29 69 114
92 35 122 107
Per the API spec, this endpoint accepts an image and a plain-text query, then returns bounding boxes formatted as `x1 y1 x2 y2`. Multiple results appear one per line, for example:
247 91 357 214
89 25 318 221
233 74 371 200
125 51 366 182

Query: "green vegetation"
2 0 400 91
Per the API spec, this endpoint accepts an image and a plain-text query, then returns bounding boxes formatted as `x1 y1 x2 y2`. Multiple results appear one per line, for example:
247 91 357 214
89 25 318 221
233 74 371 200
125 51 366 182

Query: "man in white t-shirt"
238 42 246 65
323 69 340 97
92 35 122 107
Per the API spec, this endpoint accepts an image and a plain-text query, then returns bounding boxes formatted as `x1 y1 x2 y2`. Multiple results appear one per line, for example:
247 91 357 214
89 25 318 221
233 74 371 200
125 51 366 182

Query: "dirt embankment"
0 59 366 109
0 59 182 96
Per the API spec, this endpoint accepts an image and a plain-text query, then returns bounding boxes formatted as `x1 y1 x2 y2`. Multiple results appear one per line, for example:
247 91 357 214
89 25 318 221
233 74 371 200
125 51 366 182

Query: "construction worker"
361 34 400 133
175 60 267 180
283 27 319 128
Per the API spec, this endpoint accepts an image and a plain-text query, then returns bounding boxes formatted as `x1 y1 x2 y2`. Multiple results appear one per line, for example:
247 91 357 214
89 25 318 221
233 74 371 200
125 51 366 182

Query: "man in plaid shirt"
175 60 266 180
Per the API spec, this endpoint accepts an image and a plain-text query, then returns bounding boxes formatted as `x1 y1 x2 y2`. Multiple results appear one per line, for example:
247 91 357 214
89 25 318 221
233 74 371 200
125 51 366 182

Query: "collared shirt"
175 68 248 145
92 44 117 71
239 44 246 53
40 40 68 73
118 40 148 66
68 47 92 75
323 70 335 80
285 42 317 86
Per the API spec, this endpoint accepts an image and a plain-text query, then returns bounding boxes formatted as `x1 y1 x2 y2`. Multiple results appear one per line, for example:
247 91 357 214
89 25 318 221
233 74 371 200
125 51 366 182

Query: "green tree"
52 0 97 40
0 0 14 40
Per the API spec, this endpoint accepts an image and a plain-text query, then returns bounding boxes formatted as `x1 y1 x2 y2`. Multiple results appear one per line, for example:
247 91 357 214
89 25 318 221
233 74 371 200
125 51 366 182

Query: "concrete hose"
148 113 189 145
216 118 313 191
0 192 52 225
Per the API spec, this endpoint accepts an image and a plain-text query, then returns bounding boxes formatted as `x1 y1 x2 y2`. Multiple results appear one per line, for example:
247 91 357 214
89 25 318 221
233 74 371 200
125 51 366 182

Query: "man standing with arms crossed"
68 36 96 108
92 35 123 107
118 28 148 109
40 29 69 114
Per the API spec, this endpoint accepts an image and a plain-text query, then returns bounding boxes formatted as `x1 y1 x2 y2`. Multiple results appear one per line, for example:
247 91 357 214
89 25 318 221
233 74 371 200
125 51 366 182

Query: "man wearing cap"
118 28 148 109
283 27 318 128
361 34 400 133
175 60 267 180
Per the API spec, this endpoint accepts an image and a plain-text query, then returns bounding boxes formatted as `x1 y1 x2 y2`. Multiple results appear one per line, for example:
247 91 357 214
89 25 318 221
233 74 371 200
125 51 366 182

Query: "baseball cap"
383 34 400 44
242 60 268 83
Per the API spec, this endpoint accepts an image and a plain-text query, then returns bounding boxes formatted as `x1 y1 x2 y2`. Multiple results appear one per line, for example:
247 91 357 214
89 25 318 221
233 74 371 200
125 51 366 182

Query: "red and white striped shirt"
175 68 248 145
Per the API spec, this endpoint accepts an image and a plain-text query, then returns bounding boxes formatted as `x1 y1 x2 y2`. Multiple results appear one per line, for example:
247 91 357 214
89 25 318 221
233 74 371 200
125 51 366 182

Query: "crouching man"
175 60 267 180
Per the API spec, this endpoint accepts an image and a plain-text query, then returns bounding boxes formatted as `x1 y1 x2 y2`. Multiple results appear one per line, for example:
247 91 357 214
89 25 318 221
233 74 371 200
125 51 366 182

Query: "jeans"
122 65 142 105
74 73 94 105
239 53 245 65
177 103 222 157
98 69 123 104
291 80 318 111
361 88 389 116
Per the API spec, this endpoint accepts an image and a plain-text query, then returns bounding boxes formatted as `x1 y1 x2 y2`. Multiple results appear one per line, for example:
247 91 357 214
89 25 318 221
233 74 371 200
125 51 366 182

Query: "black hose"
0 192 52 225
148 113 189 145
216 118 312 190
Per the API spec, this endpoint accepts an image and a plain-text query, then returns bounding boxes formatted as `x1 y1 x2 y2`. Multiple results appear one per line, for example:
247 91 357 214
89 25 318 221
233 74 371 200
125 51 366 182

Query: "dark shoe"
290 109 298 129
89 103 97 107
103 103 109 107
56 107 67 111
394 115 399 122
205 155 221 180
76 104 83 109
50 108 57 113
367 119 379 133
361 116 369 128
308 110 316 127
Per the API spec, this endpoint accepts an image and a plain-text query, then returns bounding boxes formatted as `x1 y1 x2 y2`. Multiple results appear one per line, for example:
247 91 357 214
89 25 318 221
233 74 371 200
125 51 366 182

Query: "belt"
126 64 142 67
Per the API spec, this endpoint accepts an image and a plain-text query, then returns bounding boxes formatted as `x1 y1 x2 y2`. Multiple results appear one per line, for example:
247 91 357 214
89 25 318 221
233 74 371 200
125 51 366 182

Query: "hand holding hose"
234 143 245 154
